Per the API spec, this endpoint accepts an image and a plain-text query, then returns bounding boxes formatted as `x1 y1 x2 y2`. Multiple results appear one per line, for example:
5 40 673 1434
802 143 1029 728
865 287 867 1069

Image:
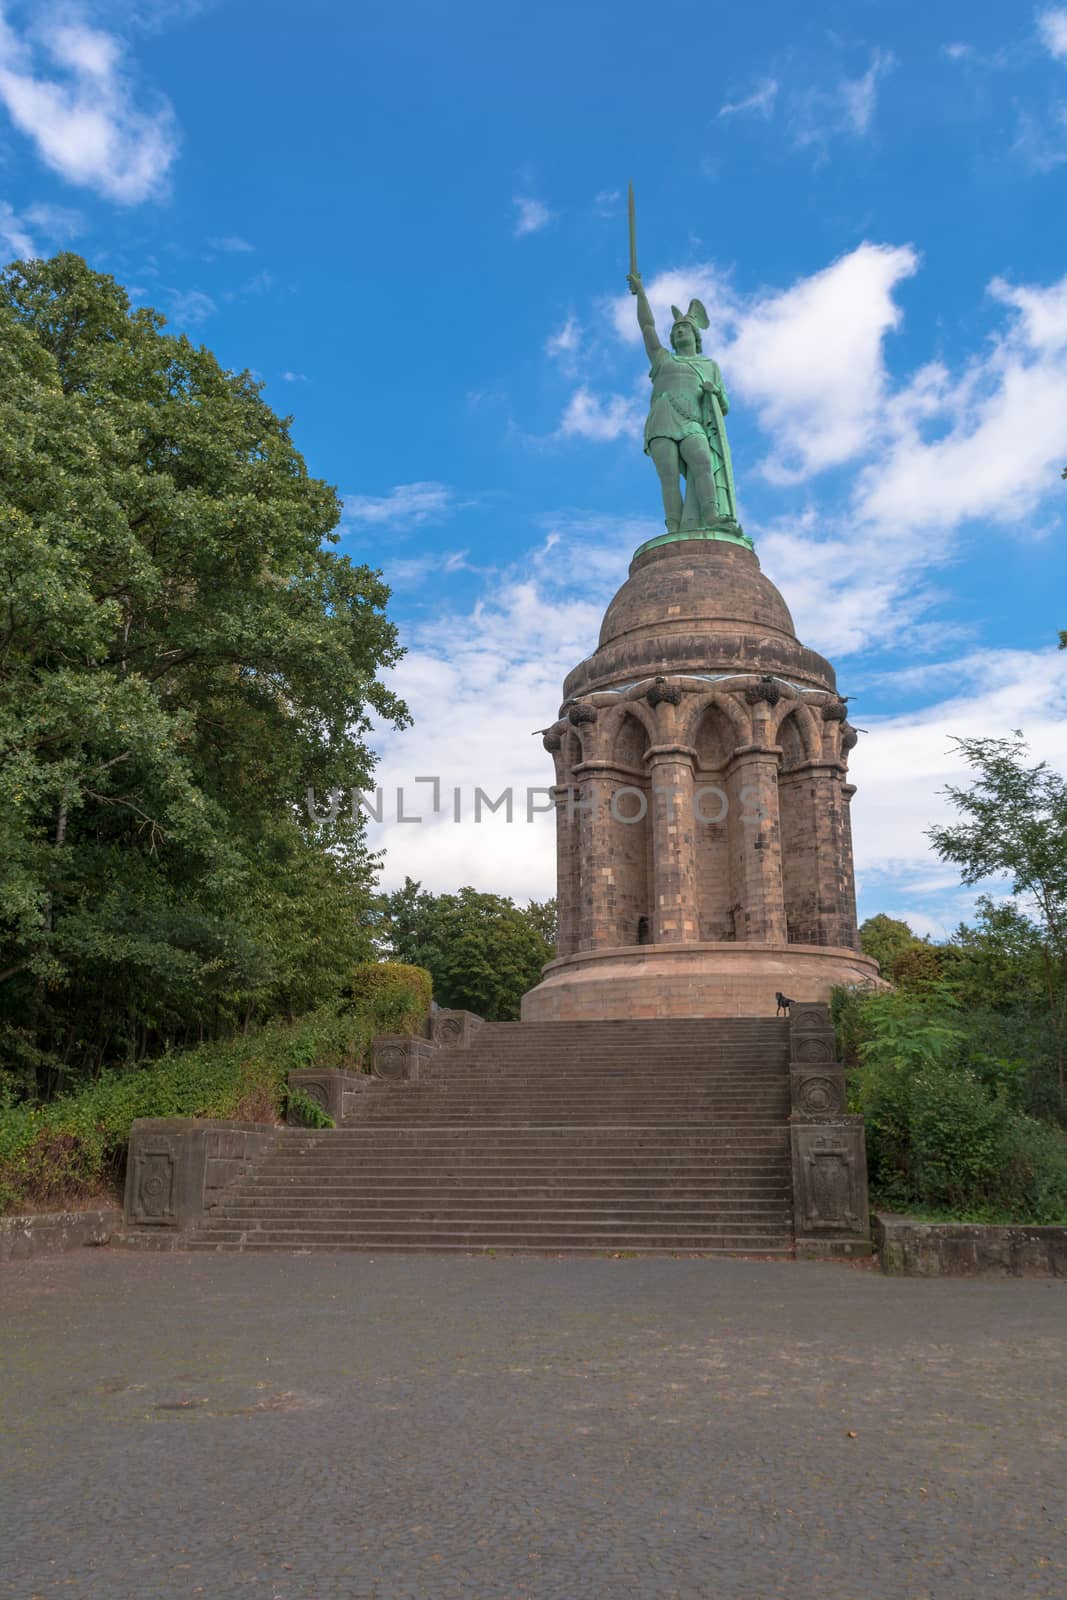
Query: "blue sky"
2 0 1067 936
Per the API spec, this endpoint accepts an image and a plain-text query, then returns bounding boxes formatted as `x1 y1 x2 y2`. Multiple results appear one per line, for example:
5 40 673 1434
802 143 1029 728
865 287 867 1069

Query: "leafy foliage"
0 962 430 1213
833 984 1067 1223
858 913 926 977
0 254 408 1095
929 733 1067 1108
284 1087 335 1130
380 878 554 1021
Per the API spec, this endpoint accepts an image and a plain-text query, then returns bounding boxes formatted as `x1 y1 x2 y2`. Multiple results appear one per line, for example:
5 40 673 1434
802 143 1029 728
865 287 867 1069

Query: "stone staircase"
187 1018 795 1255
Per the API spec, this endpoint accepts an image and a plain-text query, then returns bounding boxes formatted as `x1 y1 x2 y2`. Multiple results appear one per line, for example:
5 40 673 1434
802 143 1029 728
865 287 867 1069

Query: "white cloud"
558 385 641 443
168 287 214 325
1012 105 1067 172
368 528 624 898
545 315 581 360
384 550 471 586
281 370 308 383
593 188 619 216
719 77 779 118
1038 7 1067 61
856 271 1067 529
849 649 1067 893
792 48 895 149
343 482 458 527
942 42 975 61
0 198 34 256
513 194 553 237
0 11 178 203
24 200 83 238
840 48 895 135
729 242 918 482
209 234 254 253
0 195 85 261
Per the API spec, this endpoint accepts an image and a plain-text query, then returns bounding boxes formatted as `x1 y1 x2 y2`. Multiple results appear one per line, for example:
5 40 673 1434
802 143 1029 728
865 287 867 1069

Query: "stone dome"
562 537 836 702
599 539 796 648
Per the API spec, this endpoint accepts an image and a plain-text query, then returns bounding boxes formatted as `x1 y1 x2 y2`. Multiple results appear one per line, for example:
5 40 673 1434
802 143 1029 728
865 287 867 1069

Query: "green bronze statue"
627 186 741 539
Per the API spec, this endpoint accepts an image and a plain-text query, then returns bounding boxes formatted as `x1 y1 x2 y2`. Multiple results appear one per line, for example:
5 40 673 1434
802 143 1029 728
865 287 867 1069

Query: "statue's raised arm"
628 271 662 362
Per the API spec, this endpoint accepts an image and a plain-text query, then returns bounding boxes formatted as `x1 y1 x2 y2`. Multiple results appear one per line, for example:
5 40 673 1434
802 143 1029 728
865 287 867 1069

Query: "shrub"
907 1065 1002 1211
284 1088 335 1129
836 983 1067 1223
344 961 432 1036
0 962 431 1214
997 1114 1067 1224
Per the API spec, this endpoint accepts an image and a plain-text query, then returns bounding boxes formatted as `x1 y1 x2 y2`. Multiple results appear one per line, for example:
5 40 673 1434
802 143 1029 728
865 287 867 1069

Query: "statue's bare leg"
648 438 683 532
679 434 718 527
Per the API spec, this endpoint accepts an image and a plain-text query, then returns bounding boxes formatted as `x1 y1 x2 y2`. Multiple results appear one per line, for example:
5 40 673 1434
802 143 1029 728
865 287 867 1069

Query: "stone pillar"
840 783 859 950
648 745 699 943
553 783 580 957
574 768 618 949
797 760 854 948
727 746 786 944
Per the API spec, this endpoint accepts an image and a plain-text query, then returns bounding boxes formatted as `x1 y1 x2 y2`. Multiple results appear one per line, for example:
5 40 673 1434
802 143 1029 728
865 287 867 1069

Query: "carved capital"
743 674 782 706
567 702 598 727
645 676 683 709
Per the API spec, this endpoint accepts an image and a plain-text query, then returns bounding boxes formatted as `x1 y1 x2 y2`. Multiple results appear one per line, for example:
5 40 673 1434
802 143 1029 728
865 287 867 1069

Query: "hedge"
0 962 431 1215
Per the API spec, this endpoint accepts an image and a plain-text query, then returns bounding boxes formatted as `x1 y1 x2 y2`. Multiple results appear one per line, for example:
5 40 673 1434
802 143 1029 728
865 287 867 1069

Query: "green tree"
0 254 407 1095
859 913 922 977
381 878 554 1021
929 734 1067 1108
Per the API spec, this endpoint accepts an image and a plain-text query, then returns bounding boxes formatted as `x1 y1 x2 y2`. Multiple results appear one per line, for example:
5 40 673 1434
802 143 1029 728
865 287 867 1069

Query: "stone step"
351 1114 787 1126
184 1239 795 1256
240 1178 792 1195
210 1204 793 1225
434 1056 789 1069
191 1228 795 1250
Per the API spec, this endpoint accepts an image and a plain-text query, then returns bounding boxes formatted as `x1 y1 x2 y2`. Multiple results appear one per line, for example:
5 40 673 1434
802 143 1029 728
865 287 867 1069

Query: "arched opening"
692 701 736 939
778 710 817 944
610 712 652 946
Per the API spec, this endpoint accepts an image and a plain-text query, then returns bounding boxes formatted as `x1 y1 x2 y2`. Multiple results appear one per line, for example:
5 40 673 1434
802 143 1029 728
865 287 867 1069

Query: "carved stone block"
287 1068 368 1124
790 1065 846 1116
788 1001 840 1070
371 1035 437 1083
124 1118 276 1230
429 1008 484 1049
129 1143 176 1225
789 1001 834 1035
790 1117 871 1254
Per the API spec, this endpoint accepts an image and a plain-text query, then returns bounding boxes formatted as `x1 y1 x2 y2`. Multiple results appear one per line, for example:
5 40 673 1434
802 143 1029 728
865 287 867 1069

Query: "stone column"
840 782 859 950
574 767 618 949
647 744 699 943
801 761 854 949
727 746 786 944
553 783 580 957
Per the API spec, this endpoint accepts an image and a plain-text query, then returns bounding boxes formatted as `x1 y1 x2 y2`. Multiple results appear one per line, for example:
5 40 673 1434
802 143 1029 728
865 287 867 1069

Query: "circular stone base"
521 941 882 1022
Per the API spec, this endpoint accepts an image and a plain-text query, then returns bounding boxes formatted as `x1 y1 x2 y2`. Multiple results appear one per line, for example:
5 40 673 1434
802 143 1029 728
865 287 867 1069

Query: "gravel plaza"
2 1249 1065 1600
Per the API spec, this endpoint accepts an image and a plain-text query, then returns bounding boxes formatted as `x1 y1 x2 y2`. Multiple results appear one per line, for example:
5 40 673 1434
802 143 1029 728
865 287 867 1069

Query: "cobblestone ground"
1 1251 1065 1600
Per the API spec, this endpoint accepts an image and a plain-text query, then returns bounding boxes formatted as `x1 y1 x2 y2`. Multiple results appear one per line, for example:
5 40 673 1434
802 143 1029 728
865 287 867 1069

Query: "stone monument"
523 197 879 1020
